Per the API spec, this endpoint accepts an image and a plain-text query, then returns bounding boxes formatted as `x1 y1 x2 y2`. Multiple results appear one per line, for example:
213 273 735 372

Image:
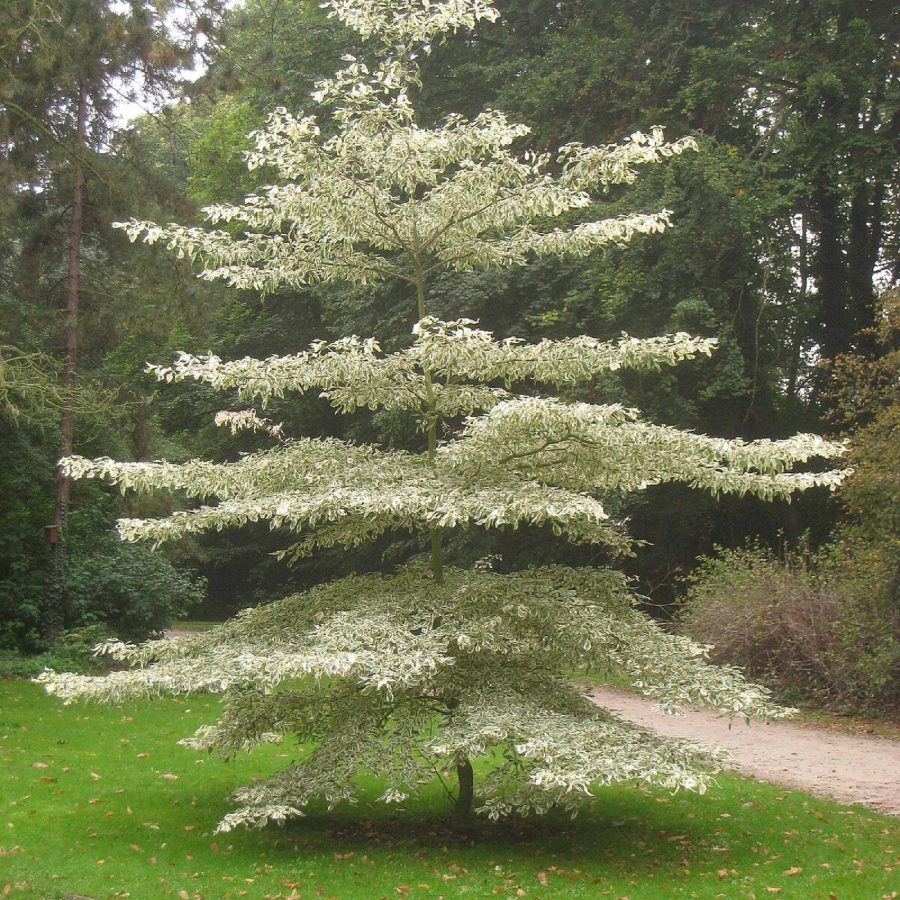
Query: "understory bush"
1 498 206 655
0 625 113 678
64 538 206 643
678 543 899 712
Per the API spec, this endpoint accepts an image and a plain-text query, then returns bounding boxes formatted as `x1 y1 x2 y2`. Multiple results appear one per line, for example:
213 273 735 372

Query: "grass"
790 708 900 742
1 681 897 899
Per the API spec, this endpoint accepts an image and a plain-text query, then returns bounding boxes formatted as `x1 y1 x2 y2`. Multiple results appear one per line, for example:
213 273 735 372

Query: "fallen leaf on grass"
90 772 102 781
783 867 802 876
537 872 549 885
32 762 49 769
161 773 179 781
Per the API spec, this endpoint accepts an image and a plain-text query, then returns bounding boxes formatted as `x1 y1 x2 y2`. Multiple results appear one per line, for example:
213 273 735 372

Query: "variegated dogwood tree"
39 0 846 830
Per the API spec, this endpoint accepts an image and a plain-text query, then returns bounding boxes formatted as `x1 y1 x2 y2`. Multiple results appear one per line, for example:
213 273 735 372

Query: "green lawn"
1 681 896 899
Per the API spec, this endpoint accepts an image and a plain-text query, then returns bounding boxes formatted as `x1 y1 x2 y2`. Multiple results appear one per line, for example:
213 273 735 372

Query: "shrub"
65 540 206 643
823 537 900 710
0 625 114 678
0 468 206 653
678 546 836 698
678 543 899 712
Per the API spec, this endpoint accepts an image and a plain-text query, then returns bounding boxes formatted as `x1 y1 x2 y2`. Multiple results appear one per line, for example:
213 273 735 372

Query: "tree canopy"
40 0 847 829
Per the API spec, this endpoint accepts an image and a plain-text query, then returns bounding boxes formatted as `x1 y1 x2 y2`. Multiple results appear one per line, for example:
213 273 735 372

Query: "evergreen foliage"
40 0 846 829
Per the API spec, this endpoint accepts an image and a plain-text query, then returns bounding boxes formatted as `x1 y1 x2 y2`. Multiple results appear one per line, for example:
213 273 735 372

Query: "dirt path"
587 685 900 816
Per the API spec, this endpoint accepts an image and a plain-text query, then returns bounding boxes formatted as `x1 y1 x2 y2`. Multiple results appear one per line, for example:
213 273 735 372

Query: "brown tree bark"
46 79 88 641
452 759 474 826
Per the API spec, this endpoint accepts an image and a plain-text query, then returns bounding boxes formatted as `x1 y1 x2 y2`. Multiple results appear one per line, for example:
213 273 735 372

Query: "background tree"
0 0 221 647
42 0 844 828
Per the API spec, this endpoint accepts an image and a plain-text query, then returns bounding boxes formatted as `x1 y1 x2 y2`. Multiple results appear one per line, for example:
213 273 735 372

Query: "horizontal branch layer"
38 564 783 722
143 318 718 410
443 397 848 498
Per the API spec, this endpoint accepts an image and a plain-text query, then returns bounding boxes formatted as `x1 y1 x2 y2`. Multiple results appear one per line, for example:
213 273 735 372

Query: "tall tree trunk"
46 79 88 642
785 214 808 403
846 179 881 354
812 180 850 362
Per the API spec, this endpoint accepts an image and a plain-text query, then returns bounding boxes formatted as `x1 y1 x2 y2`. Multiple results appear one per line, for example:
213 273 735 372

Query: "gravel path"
587 685 900 816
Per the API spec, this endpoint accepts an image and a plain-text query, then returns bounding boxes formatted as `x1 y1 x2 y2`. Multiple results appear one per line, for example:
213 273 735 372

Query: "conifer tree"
39 0 846 830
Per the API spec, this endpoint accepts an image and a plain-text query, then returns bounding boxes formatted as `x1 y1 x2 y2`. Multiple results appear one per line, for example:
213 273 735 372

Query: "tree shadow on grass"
207 779 766 876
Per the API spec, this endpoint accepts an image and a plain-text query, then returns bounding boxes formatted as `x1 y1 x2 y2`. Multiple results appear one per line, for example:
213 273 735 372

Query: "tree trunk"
812 180 851 362
452 759 474 825
785 214 807 403
46 79 88 642
846 179 880 354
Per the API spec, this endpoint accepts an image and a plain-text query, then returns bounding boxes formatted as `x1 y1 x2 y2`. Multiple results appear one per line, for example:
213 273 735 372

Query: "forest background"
1 0 897 710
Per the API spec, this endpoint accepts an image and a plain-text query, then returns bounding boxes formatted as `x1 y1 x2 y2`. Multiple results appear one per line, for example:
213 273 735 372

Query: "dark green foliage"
828 292 900 553
678 297 900 712
1 1 226 647
64 502 206 643
1 0 896 668
1 483 205 652
0 625 113 677
0 426 55 651
0 650 53 679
